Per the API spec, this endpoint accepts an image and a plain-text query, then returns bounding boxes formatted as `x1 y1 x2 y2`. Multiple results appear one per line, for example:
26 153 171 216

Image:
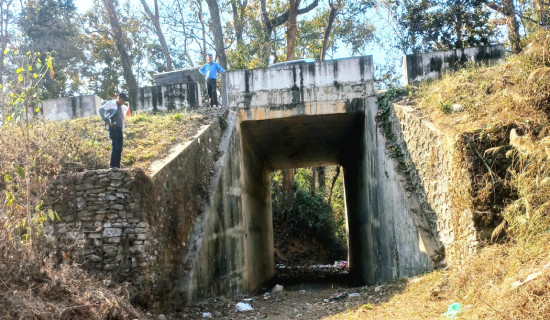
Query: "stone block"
109 172 123 179
76 183 94 191
103 245 119 253
136 234 147 240
111 204 124 211
137 222 148 228
88 255 102 262
130 245 145 253
106 237 121 244
106 213 119 219
87 232 102 239
110 179 123 187
103 228 122 237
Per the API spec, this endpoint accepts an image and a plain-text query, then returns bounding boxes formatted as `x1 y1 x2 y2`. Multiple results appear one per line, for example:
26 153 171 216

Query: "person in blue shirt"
199 53 225 107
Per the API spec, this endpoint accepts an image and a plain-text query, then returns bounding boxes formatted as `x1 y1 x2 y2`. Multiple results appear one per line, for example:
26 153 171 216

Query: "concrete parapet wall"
153 67 204 87
44 169 154 282
227 56 374 109
390 103 477 265
403 44 505 85
134 82 201 112
40 95 101 121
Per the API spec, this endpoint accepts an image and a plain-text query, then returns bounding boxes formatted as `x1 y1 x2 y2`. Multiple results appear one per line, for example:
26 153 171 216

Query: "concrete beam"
226 56 374 109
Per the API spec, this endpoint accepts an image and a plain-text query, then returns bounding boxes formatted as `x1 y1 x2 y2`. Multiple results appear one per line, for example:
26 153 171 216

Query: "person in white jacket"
99 92 128 168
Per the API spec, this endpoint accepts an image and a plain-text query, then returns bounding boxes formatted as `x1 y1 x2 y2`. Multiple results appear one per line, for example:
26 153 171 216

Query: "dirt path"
171 279 408 319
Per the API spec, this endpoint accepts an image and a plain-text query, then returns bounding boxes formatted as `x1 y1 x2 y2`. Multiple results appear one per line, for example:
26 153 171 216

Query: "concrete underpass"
176 56 441 304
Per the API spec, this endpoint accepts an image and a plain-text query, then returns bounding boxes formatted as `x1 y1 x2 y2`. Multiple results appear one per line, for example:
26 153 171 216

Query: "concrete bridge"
174 56 442 304
48 55 486 309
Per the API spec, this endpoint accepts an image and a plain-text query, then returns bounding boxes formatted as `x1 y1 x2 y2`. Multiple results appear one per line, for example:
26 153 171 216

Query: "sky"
71 0 399 81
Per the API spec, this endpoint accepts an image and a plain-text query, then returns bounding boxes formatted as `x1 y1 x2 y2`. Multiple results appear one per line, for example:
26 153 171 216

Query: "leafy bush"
271 168 347 263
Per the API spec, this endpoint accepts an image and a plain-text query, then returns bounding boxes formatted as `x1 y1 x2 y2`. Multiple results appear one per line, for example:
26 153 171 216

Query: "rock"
88 255 101 262
110 204 124 211
158 315 166 320
452 104 464 112
236 302 253 312
271 284 284 294
103 228 122 237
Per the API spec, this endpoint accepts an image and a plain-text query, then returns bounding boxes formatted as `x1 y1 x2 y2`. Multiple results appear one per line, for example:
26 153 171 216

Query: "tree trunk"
102 0 138 101
283 169 294 204
535 0 548 26
0 0 14 86
486 0 522 54
317 167 325 191
206 0 228 70
310 167 316 195
455 14 463 49
260 0 274 65
286 0 301 61
140 0 173 71
504 0 521 53
230 0 247 46
261 0 318 64
320 0 342 61
328 166 341 204
195 0 207 61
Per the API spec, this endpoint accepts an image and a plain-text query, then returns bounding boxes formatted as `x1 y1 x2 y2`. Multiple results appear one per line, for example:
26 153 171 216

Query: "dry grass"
326 235 550 320
0 236 149 319
414 32 550 134
0 110 206 175
327 31 550 320
0 111 207 319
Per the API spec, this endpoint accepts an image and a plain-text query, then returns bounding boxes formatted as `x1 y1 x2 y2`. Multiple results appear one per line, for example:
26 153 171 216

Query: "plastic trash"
443 303 462 319
348 293 360 298
236 302 254 312
202 312 212 318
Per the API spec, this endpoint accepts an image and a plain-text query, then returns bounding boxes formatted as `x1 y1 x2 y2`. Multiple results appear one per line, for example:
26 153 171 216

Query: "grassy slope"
0 110 206 175
325 32 550 319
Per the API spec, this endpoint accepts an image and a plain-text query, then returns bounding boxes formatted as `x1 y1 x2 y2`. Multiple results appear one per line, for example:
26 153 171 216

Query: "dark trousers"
109 127 123 168
207 78 219 107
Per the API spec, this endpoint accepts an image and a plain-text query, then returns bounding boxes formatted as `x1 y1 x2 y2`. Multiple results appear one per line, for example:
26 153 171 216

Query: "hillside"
1 33 550 319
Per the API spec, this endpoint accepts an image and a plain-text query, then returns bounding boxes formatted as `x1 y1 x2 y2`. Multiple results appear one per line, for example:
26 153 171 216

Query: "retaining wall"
44 169 154 282
389 102 477 264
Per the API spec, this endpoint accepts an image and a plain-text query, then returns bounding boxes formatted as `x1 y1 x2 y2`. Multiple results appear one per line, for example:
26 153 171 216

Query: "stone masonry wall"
44 169 154 283
389 103 477 265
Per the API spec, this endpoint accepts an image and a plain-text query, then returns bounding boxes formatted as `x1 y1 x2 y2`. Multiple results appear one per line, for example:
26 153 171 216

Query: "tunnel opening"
270 166 350 290
240 111 366 292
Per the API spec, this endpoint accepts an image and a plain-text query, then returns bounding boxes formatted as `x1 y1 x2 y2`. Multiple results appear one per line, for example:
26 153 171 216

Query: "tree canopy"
0 0 548 99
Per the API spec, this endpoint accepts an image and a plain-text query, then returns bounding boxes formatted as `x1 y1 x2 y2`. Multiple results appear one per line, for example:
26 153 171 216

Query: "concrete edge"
178 110 239 304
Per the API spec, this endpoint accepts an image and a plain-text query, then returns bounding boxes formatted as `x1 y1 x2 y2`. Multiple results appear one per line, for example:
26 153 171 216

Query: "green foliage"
218 115 228 130
0 49 56 248
376 87 410 159
19 0 84 98
1 50 54 125
272 167 347 262
402 0 496 51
